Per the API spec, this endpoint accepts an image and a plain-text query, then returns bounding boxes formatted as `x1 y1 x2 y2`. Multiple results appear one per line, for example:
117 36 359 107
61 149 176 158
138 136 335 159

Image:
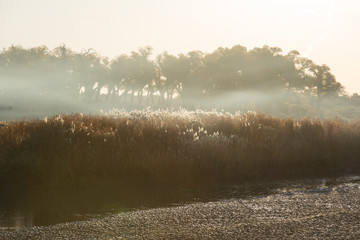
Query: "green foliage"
1 110 359 189
0 44 350 114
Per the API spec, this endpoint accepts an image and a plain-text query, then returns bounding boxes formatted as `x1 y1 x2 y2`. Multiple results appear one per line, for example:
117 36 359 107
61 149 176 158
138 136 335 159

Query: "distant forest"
1 44 360 119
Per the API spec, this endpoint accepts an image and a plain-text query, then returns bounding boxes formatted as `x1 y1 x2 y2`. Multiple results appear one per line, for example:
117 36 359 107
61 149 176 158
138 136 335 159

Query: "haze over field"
1 43 360 120
2 1 360 235
1 0 360 94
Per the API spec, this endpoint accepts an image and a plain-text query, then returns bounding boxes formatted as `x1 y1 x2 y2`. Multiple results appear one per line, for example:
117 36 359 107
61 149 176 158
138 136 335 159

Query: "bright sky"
1 0 360 94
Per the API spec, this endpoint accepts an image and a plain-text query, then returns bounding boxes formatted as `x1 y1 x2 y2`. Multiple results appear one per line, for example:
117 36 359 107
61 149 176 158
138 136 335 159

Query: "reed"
1 109 359 189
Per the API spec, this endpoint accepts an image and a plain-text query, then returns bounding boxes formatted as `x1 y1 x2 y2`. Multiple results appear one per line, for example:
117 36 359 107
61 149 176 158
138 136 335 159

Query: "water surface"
1 175 359 232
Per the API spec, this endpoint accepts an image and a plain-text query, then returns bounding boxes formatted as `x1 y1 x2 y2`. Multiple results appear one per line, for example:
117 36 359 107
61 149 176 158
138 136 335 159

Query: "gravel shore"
1 180 360 239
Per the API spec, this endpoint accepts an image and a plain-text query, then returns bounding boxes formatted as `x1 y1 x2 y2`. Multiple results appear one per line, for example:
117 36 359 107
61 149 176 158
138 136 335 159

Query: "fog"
1 44 359 121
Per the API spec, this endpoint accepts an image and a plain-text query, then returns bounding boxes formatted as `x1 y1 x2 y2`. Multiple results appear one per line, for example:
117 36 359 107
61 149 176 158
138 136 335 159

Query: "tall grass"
1 109 360 189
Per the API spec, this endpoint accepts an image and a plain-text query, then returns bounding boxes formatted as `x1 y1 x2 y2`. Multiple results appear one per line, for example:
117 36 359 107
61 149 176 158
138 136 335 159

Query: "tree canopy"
1 44 358 118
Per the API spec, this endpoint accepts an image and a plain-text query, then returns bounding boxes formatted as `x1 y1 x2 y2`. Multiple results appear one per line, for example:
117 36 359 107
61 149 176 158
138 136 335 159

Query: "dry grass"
1 109 360 189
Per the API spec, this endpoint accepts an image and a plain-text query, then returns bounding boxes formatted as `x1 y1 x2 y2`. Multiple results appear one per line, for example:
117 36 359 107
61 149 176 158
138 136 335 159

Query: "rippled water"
1 175 359 232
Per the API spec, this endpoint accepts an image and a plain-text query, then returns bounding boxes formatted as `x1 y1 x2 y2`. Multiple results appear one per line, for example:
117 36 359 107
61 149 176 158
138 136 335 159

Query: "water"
1 175 359 232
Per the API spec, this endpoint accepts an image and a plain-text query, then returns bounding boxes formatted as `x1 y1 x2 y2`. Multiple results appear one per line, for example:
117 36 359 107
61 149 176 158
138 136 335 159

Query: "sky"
1 0 360 94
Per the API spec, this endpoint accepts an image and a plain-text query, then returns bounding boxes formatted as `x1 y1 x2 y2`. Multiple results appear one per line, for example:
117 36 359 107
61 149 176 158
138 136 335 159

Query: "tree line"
0 44 359 117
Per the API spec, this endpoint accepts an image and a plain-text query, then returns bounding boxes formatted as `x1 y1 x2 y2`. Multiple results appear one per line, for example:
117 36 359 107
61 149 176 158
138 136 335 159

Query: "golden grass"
1 109 360 189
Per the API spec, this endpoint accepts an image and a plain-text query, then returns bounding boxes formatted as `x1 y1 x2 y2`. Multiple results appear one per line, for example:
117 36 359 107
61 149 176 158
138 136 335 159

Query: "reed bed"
1 109 360 189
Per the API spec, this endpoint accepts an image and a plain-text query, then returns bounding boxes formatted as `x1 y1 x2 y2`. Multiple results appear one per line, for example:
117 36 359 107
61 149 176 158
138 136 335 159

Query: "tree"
156 52 191 107
110 46 155 106
0 43 348 114
179 50 204 105
306 64 344 98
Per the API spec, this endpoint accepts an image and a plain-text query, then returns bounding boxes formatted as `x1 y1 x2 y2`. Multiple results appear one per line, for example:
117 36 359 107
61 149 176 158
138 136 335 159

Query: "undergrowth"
1 109 360 189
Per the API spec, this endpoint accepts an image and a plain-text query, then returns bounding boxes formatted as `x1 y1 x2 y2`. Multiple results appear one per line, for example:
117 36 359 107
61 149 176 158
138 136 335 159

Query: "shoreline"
1 176 359 239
